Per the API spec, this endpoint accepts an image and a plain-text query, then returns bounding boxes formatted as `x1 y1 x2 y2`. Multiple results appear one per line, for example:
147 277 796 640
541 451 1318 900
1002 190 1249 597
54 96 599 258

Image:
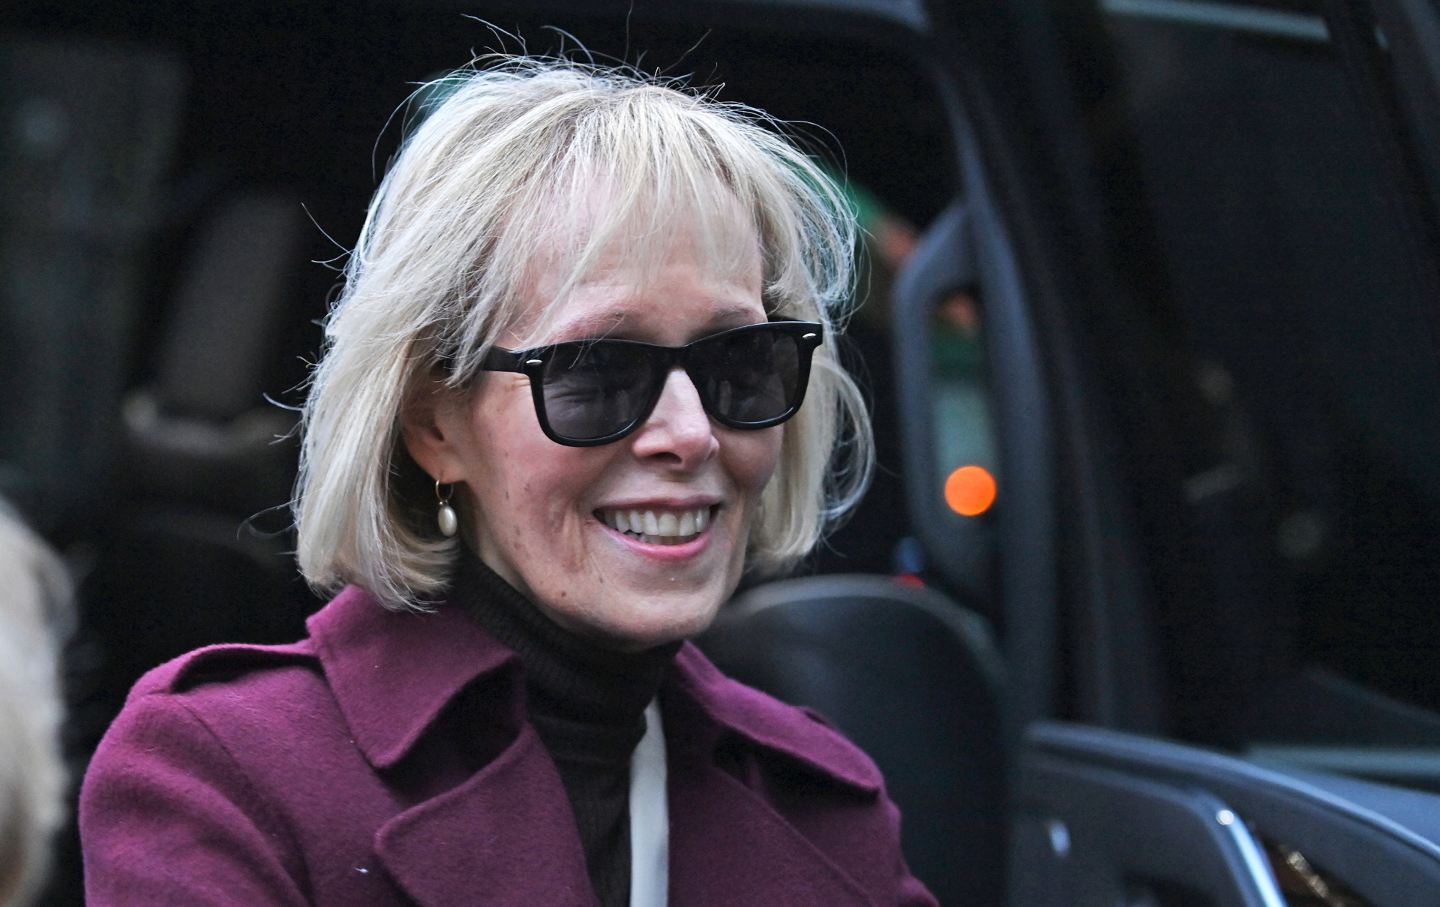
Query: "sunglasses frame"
480 320 824 447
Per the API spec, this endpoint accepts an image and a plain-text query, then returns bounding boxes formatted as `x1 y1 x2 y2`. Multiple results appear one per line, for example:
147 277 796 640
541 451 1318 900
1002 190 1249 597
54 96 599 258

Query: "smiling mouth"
597 506 713 546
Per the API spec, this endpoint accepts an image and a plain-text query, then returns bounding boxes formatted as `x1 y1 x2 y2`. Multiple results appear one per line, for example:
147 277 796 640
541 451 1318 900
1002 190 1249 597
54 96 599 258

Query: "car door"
896 0 1440 903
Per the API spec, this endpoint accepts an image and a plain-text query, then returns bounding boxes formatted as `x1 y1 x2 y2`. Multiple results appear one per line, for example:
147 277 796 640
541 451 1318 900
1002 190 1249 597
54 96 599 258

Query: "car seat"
75 189 317 730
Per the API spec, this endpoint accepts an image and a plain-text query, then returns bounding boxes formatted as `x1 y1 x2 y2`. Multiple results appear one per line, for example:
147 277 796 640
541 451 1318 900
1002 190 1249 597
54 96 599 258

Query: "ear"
399 376 469 483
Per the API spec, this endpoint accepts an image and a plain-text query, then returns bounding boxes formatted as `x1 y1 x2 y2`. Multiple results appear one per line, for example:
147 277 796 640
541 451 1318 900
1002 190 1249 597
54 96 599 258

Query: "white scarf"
628 699 669 907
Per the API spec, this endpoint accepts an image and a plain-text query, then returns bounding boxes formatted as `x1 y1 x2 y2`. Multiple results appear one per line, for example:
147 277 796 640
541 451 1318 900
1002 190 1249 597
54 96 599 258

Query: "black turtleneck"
449 556 679 907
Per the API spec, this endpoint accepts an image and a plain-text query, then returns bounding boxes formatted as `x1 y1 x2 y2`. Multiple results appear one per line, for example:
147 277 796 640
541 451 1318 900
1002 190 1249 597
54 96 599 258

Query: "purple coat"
80 586 937 905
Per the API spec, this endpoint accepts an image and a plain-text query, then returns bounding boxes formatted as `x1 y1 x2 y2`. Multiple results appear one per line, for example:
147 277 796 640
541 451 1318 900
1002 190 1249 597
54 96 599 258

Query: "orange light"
944 465 997 516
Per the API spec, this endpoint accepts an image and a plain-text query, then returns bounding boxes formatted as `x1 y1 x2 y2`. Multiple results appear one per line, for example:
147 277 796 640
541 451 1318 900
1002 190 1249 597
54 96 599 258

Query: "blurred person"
80 58 936 906
0 501 71 907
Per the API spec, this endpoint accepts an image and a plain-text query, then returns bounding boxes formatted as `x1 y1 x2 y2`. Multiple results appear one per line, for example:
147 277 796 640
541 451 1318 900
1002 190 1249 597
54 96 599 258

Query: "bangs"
509 169 766 348
415 70 851 388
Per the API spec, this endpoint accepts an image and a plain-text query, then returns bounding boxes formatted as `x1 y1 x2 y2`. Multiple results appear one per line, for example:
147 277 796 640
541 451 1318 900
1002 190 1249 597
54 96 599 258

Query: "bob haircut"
296 57 873 609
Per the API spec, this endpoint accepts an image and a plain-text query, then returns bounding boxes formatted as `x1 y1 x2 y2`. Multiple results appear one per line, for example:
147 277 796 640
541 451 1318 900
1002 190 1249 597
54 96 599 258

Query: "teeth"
599 507 712 545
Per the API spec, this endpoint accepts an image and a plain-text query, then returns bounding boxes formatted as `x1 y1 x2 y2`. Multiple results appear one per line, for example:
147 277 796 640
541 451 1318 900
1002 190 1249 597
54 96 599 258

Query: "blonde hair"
296 57 872 609
0 505 70 907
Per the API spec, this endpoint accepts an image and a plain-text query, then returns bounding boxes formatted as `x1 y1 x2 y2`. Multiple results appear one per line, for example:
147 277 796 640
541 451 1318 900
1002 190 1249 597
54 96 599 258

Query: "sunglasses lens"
695 328 801 424
540 342 655 442
532 324 812 444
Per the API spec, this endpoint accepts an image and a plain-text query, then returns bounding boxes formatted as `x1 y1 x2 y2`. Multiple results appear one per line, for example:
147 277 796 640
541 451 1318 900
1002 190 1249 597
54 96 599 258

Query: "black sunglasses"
479 320 823 447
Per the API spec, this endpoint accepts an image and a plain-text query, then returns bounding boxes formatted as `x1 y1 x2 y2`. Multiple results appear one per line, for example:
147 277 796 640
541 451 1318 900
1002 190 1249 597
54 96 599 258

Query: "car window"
1090 0 1440 778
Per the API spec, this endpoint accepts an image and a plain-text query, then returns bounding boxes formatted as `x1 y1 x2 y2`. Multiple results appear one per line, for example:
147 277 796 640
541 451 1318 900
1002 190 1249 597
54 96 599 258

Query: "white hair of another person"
0 504 71 907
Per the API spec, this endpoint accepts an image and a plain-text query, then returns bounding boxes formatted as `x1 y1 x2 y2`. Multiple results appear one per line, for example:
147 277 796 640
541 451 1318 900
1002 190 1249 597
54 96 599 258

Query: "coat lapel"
374 725 597 907
310 588 598 906
664 645 886 907
667 757 883 907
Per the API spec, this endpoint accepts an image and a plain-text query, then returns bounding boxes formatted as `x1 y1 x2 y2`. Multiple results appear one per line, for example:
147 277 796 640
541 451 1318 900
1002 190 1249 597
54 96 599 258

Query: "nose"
629 366 719 467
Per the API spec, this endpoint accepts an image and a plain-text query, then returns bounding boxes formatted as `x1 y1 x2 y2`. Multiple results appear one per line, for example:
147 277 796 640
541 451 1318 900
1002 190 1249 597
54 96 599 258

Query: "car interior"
4 1 1440 904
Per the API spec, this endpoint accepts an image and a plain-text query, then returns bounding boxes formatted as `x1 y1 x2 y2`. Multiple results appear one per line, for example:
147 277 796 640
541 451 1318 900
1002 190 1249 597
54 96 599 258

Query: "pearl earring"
435 480 458 538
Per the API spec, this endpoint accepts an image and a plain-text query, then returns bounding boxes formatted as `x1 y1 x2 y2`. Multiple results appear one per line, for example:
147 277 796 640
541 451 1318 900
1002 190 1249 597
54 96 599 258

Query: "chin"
601 597 722 651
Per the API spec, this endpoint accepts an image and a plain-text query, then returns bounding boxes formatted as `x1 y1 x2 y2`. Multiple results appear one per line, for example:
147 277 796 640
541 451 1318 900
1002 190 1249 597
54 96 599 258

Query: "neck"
448 554 679 743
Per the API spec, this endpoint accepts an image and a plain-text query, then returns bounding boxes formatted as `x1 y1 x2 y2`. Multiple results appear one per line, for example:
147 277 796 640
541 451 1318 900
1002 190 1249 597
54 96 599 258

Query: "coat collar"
308 590 875 794
306 585 523 769
308 585 881 793
308 585 887 907
663 647 889 907
666 644 883 794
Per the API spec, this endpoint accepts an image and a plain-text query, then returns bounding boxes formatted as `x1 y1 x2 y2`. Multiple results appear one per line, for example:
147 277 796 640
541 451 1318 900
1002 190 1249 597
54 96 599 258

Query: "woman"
81 58 936 906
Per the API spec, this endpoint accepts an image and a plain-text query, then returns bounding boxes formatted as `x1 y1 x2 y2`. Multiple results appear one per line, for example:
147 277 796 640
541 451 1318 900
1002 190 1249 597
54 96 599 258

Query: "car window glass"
1096 0 1440 783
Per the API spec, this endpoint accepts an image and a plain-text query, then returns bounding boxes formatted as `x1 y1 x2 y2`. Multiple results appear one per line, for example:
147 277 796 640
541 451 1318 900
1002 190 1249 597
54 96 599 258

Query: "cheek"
462 382 563 539
466 433 602 593
499 445 607 550
730 428 785 498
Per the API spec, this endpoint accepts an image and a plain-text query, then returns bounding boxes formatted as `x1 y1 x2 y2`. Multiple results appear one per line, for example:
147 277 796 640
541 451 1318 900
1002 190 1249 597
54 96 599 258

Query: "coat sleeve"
80 691 310 906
